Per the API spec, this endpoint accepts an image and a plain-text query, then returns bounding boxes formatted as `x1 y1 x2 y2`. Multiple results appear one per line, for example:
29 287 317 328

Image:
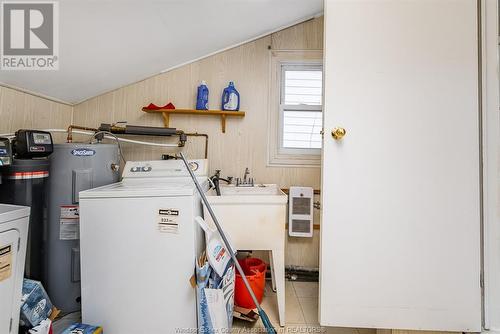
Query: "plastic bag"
195 216 234 277
196 251 235 334
28 319 51 334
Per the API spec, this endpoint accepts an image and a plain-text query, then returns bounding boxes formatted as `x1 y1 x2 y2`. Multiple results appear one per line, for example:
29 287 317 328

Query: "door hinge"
17 237 20 252
480 272 485 288
9 318 12 333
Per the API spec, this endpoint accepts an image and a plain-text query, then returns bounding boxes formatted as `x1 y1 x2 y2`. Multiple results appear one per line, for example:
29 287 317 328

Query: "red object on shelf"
143 103 162 110
162 102 175 109
143 102 176 110
234 257 267 309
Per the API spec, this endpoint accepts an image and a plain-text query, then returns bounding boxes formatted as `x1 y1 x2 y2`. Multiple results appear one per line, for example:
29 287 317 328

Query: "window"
267 50 323 167
280 64 323 151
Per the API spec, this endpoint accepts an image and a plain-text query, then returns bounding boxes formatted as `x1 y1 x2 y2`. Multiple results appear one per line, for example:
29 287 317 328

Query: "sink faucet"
236 167 254 187
209 170 233 196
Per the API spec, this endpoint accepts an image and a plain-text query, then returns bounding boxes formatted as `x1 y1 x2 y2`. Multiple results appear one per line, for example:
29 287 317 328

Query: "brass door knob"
331 127 346 140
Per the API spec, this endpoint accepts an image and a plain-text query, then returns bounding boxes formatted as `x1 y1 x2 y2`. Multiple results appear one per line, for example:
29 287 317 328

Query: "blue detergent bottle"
221 81 240 111
196 80 209 110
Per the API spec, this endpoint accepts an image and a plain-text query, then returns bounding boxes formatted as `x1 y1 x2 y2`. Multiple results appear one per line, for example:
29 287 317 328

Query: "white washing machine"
0 204 29 334
79 159 208 334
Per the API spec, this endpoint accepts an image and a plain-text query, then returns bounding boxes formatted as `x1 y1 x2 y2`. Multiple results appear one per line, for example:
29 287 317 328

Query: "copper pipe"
185 133 209 159
67 125 98 143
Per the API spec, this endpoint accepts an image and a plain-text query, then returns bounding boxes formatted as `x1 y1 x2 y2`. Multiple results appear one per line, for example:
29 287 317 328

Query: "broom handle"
180 153 263 312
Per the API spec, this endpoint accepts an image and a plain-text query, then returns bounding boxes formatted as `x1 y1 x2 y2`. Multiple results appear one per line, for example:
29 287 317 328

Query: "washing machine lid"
79 159 209 198
0 204 30 224
79 178 207 198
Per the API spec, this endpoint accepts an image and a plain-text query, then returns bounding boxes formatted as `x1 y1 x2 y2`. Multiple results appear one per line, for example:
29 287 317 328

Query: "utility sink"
218 184 283 196
204 184 287 233
203 183 287 326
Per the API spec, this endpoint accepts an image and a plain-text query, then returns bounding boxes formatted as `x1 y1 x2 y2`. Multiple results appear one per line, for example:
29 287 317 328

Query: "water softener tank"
46 143 119 312
0 130 54 282
0 159 50 281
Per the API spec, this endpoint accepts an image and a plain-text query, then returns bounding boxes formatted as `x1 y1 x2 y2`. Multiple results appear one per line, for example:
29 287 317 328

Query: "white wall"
0 86 72 142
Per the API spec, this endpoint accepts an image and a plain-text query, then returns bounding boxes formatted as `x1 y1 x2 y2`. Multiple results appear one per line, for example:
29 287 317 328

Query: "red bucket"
234 257 267 309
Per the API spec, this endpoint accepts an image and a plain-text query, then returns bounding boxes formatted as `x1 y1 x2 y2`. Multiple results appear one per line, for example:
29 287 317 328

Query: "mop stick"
180 153 277 334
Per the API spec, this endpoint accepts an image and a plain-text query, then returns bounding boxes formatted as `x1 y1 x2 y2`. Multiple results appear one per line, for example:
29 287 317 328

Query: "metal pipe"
7 126 187 150
42 129 180 148
67 125 98 143
179 152 265 313
99 123 178 136
99 123 187 147
185 133 209 159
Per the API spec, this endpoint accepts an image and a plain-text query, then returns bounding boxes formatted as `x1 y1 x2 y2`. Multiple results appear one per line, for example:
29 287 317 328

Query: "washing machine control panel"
122 159 208 179
130 164 152 173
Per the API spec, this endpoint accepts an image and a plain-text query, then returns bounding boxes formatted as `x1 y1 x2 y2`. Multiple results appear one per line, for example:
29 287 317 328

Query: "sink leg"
271 249 285 327
269 250 277 292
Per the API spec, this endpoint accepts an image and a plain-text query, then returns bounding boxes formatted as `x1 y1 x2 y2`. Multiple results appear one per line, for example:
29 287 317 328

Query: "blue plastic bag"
196 254 235 334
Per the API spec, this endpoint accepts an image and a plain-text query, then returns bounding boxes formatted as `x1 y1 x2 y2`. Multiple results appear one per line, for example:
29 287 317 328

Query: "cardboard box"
19 279 53 328
61 323 103 334
233 305 259 322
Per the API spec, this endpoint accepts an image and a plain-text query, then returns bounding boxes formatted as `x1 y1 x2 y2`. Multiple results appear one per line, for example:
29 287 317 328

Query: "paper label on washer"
158 208 179 233
0 244 12 282
60 205 80 240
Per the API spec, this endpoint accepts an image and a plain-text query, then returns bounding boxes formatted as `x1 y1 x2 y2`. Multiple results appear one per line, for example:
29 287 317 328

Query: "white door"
319 0 481 331
0 229 20 334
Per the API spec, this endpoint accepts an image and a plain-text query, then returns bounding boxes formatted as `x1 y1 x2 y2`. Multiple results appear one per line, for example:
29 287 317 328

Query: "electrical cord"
89 131 126 163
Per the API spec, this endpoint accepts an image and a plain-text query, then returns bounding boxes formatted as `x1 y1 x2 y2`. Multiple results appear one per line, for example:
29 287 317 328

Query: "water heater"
46 143 119 312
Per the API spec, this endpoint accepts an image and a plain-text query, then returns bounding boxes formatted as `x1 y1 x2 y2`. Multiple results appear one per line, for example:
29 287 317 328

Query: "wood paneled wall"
72 17 324 267
0 86 72 142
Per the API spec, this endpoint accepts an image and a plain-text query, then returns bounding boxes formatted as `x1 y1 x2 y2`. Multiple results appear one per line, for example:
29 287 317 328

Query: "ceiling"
0 0 323 105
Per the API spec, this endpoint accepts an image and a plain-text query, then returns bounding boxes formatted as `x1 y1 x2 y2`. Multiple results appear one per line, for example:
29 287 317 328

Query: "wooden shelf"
142 108 245 133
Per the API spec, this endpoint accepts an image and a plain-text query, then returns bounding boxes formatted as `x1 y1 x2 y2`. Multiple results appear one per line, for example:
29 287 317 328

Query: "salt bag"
195 216 234 277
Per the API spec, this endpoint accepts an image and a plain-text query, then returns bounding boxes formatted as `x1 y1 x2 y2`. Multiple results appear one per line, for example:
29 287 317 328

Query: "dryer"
0 204 29 334
79 159 208 334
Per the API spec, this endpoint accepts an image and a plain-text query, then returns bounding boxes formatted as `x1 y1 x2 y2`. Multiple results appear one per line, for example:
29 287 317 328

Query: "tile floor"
52 311 81 334
232 281 376 334
52 281 377 334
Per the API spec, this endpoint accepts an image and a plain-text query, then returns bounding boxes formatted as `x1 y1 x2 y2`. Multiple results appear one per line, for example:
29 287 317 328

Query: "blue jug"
196 81 209 110
221 81 240 111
